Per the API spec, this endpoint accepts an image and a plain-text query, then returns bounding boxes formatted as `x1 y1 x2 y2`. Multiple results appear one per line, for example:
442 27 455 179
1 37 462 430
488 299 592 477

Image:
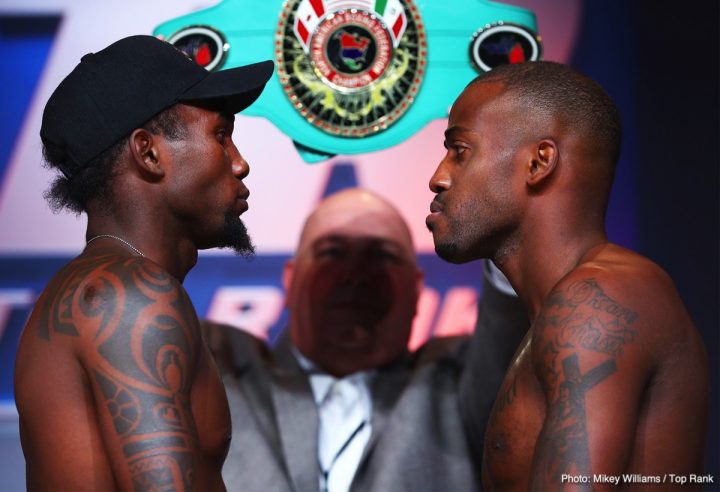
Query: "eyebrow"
312 234 405 250
444 125 474 140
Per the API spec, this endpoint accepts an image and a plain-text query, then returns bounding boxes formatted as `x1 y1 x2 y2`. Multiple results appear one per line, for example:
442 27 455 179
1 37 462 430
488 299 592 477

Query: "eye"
452 143 468 156
215 129 228 143
444 140 468 159
316 245 344 259
371 248 402 264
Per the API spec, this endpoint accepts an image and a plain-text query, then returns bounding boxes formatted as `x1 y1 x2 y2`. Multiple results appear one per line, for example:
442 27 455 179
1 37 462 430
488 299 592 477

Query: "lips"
426 195 444 230
325 300 386 312
429 198 444 214
235 197 249 215
236 187 250 215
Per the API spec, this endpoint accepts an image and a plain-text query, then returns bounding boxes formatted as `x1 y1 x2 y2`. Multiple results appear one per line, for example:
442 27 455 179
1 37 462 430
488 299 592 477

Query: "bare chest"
482 335 545 491
191 356 232 465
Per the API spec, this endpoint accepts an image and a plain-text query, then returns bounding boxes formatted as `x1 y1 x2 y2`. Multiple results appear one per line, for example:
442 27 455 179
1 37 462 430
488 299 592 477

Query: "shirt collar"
291 345 375 405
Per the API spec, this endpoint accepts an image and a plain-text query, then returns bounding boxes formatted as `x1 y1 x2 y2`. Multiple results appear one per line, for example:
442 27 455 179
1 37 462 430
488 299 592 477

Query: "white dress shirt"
293 348 373 492
485 259 518 296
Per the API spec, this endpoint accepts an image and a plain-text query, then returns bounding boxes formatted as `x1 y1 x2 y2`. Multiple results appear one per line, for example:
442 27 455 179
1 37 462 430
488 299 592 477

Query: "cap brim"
179 60 274 114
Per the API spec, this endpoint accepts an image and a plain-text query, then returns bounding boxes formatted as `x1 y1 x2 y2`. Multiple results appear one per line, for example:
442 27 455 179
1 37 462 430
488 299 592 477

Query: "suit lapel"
223 327 281 450
271 336 320 492
356 356 412 471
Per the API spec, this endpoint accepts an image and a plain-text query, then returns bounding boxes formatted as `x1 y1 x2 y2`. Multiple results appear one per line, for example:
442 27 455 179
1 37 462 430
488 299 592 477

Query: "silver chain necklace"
86 234 144 257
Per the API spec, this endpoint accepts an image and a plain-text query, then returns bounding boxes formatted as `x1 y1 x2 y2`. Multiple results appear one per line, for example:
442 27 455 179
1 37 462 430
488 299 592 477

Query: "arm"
77 257 205 490
458 260 530 461
529 274 648 490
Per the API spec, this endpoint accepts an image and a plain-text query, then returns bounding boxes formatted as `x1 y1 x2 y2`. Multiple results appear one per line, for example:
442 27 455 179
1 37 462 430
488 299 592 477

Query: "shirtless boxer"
14 35 272 490
426 61 709 490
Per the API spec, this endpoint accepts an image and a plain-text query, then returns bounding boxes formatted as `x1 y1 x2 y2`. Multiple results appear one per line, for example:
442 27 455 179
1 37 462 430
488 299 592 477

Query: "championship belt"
154 0 541 162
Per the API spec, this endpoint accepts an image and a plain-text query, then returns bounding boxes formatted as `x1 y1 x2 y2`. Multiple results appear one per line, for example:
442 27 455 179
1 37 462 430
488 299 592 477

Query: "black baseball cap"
41 34 274 178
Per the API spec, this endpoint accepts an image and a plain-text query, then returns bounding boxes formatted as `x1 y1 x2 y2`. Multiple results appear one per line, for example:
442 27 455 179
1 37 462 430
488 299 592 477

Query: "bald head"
462 61 622 215
285 188 422 377
295 188 416 264
470 61 622 167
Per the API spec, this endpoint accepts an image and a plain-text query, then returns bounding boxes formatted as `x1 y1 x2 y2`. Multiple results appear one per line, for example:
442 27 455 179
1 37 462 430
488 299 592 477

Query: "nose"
429 159 450 194
346 248 391 284
229 141 249 180
338 251 372 287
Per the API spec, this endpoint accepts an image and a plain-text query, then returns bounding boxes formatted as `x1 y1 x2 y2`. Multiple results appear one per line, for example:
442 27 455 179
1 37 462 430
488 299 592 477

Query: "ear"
408 267 425 317
282 259 295 294
414 268 425 299
129 128 164 179
526 139 558 187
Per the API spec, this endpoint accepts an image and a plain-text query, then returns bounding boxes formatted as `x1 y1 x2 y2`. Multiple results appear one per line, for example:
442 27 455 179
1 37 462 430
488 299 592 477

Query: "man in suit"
205 187 529 491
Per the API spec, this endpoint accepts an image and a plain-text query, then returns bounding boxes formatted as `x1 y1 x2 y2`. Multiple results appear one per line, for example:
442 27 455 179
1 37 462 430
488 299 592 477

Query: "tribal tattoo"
39 253 201 490
532 278 638 489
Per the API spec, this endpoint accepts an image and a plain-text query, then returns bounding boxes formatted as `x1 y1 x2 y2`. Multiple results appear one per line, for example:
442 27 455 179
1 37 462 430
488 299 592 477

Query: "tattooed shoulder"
532 275 639 391
40 255 199 342
536 277 638 357
46 254 204 489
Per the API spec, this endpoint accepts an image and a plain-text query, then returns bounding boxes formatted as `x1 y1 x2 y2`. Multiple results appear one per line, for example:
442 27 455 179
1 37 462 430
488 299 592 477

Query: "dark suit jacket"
206 274 529 492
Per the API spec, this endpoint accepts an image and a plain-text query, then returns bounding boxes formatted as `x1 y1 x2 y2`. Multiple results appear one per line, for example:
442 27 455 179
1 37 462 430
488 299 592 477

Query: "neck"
494 216 608 321
85 215 197 282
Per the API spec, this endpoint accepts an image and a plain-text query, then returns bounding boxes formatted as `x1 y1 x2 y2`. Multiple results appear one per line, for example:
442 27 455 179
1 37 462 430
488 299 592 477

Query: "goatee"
434 242 462 264
219 213 255 258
